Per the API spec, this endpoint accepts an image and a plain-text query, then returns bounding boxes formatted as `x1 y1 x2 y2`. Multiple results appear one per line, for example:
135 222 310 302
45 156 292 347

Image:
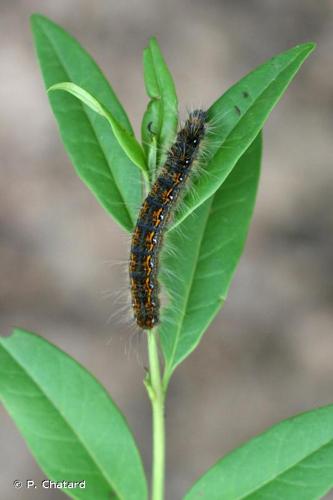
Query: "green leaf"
172 42 315 230
31 14 141 232
141 46 162 153
0 329 147 500
160 133 262 383
141 37 178 175
184 404 333 500
49 82 148 179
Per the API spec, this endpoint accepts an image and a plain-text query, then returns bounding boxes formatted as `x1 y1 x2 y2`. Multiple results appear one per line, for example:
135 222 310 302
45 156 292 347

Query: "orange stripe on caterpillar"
129 109 207 330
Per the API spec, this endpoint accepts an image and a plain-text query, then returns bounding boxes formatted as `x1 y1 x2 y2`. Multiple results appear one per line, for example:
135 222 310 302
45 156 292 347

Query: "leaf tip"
305 41 316 50
30 13 41 32
0 327 30 345
30 12 41 22
148 35 158 44
299 41 317 55
294 41 317 61
148 36 160 52
30 12 49 29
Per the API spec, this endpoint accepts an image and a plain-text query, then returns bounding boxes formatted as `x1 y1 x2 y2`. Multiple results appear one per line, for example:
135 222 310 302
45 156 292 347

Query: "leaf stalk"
146 329 165 500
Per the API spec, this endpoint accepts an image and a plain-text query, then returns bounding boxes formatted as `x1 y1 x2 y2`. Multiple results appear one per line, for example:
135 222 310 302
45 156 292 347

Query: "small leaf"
49 82 148 179
31 14 141 232
141 37 178 175
0 329 147 500
160 134 262 382
185 404 333 500
172 42 315 230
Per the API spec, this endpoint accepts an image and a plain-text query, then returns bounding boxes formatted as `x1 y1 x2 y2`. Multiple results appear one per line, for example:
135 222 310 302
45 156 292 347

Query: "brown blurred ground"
0 0 333 499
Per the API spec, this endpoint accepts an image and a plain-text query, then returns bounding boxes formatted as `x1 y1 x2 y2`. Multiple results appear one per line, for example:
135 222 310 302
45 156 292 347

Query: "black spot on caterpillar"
129 109 207 329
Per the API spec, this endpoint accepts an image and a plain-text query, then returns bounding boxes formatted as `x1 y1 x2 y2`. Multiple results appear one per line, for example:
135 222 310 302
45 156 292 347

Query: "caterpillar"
129 109 207 329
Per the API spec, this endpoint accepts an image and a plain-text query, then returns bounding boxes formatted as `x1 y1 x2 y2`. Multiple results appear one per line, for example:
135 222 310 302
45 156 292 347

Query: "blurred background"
0 0 332 498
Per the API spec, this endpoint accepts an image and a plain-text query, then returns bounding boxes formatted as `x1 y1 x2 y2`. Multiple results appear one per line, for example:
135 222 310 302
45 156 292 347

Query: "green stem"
146 329 165 500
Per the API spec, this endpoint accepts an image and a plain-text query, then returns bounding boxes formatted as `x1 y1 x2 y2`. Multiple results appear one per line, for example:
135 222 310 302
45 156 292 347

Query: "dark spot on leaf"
234 105 241 116
147 121 155 135
242 91 249 98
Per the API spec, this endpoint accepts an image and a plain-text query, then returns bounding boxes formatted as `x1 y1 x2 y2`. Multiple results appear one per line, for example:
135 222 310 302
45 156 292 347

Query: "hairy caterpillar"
129 109 207 329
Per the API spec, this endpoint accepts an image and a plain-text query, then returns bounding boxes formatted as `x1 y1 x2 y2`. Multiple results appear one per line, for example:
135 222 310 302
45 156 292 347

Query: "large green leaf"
31 14 141 232
160 134 262 383
0 329 147 500
141 37 178 176
172 42 315 230
185 404 333 500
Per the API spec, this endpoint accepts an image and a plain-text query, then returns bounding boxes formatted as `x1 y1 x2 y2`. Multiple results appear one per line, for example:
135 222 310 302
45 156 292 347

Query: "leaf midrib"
0 342 122 500
165 134 261 376
37 20 135 230
152 59 166 145
163 197 214 382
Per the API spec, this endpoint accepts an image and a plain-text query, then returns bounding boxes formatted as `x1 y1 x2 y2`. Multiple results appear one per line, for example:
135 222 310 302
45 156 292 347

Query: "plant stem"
146 329 165 500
